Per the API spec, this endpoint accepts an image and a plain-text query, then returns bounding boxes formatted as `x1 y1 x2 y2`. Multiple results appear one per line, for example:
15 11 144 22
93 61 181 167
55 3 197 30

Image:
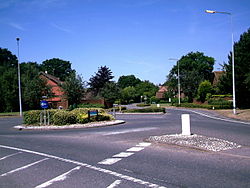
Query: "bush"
124 107 165 113
136 103 150 107
77 103 105 109
53 110 77 125
174 102 233 109
71 108 106 114
23 110 41 125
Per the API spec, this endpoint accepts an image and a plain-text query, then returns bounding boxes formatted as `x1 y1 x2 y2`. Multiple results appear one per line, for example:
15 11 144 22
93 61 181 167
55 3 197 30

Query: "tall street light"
205 10 236 115
16 37 23 117
169 58 180 105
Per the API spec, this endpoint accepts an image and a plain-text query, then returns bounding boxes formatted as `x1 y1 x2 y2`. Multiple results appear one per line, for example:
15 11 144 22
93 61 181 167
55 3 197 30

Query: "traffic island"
146 134 241 152
14 120 125 130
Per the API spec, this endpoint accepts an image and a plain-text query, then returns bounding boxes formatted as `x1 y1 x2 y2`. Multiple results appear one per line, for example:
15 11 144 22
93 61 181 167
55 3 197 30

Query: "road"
0 108 250 188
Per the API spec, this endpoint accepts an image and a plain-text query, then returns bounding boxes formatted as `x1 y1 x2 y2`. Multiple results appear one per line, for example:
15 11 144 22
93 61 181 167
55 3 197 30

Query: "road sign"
40 100 49 109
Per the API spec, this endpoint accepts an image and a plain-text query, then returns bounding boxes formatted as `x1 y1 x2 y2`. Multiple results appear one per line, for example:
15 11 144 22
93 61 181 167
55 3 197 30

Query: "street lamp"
16 37 23 117
205 10 236 115
169 58 181 105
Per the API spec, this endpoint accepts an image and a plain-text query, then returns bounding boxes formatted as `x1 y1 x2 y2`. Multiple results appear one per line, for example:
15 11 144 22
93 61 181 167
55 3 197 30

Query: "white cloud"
50 23 73 34
9 22 26 31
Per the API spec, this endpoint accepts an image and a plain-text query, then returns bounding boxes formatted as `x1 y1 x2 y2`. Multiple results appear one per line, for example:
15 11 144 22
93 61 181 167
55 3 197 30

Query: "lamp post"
16 37 23 117
205 10 236 115
169 58 180 105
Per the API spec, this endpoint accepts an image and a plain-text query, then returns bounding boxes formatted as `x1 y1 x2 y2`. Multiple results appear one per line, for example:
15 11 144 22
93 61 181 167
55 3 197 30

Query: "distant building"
156 86 168 99
39 72 68 109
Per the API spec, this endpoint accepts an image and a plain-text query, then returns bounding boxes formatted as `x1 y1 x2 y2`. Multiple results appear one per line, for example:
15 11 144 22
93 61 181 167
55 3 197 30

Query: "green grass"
0 112 20 117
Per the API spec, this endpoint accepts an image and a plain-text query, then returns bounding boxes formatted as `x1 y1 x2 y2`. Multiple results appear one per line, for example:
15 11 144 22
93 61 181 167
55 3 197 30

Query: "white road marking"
107 180 122 188
0 158 49 177
35 166 81 188
136 142 151 147
112 152 134 158
126 147 145 152
102 127 157 135
0 145 166 188
98 158 122 165
0 152 22 161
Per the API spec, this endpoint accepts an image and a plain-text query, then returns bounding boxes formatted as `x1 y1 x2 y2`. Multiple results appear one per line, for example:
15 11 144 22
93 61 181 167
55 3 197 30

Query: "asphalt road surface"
0 108 250 188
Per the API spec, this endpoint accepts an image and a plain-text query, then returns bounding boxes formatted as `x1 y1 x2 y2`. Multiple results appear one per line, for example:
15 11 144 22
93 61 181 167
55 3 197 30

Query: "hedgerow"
23 108 113 126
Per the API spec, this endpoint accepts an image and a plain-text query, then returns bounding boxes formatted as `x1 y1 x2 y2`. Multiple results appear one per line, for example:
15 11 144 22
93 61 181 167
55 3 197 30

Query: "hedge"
23 108 113 126
174 103 233 109
124 107 166 113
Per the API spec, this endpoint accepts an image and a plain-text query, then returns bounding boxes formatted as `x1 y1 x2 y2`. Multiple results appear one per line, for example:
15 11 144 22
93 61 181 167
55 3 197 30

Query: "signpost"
40 100 49 125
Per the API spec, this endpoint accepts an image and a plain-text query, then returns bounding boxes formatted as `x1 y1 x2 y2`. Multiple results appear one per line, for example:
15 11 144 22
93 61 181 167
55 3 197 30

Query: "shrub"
136 103 150 107
78 103 105 109
23 110 41 125
53 110 77 125
124 107 165 113
71 108 106 114
174 102 233 109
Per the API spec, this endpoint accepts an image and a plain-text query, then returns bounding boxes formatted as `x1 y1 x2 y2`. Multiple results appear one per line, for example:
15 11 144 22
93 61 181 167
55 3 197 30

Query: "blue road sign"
40 100 49 109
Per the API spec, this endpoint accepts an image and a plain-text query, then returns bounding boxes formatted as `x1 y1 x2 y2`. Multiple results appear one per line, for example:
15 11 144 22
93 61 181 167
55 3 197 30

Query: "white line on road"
102 127 157 135
112 152 134 158
35 166 81 188
0 152 22 161
0 158 49 177
98 158 122 165
0 145 166 188
107 180 122 188
136 142 152 147
126 147 145 152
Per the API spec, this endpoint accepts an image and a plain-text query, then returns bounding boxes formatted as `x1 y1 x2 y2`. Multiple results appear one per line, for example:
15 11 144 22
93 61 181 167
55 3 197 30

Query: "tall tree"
0 48 19 112
88 66 114 95
100 82 120 104
135 80 158 99
40 58 74 81
62 72 85 106
117 75 141 89
166 51 214 102
219 28 250 108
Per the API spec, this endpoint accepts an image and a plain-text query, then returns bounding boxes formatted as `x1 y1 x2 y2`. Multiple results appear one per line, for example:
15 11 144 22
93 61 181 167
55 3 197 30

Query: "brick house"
39 72 68 109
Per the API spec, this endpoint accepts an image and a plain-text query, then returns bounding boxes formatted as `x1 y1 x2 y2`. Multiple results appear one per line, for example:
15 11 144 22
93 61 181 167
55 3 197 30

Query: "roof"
39 72 63 85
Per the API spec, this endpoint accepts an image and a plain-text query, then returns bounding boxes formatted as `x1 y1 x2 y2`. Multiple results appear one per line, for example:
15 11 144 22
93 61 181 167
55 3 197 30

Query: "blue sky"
1 0 250 84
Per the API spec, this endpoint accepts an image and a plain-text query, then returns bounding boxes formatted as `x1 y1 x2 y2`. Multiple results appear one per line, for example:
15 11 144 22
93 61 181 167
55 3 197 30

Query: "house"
39 72 68 109
156 86 168 99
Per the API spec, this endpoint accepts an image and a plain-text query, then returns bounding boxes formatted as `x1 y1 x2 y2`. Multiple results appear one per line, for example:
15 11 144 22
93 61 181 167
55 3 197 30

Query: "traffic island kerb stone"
147 134 242 152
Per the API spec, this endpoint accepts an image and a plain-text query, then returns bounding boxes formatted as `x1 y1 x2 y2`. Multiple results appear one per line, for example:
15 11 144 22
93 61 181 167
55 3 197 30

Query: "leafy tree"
135 80 158 99
197 80 213 103
0 48 19 112
100 82 120 104
88 66 114 95
117 75 141 89
219 28 250 108
21 62 50 110
62 72 85 106
121 86 137 104
40 58 74 81
166 52 214 102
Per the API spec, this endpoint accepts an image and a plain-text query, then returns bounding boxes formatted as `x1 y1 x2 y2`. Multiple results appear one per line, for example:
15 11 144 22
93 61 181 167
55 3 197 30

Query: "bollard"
181 114 191 135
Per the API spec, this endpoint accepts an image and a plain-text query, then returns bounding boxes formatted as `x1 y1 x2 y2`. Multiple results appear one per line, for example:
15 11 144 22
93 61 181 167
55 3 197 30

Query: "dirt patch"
215 109 250 122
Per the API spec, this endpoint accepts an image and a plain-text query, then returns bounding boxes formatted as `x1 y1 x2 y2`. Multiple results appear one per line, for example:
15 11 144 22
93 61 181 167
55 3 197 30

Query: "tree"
197 80 213 103
21 62 50 110
135 80 158 99
121 86 137 104
88 66 114 95
219 28 250 108
62 72 85 106
40 58 74 81
117 75 141 89
166 52 214 102
100 82 120 104
0 48 19 112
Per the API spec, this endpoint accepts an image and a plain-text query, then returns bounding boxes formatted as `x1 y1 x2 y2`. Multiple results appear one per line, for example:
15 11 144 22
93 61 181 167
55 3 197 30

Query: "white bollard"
181 114 191 135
